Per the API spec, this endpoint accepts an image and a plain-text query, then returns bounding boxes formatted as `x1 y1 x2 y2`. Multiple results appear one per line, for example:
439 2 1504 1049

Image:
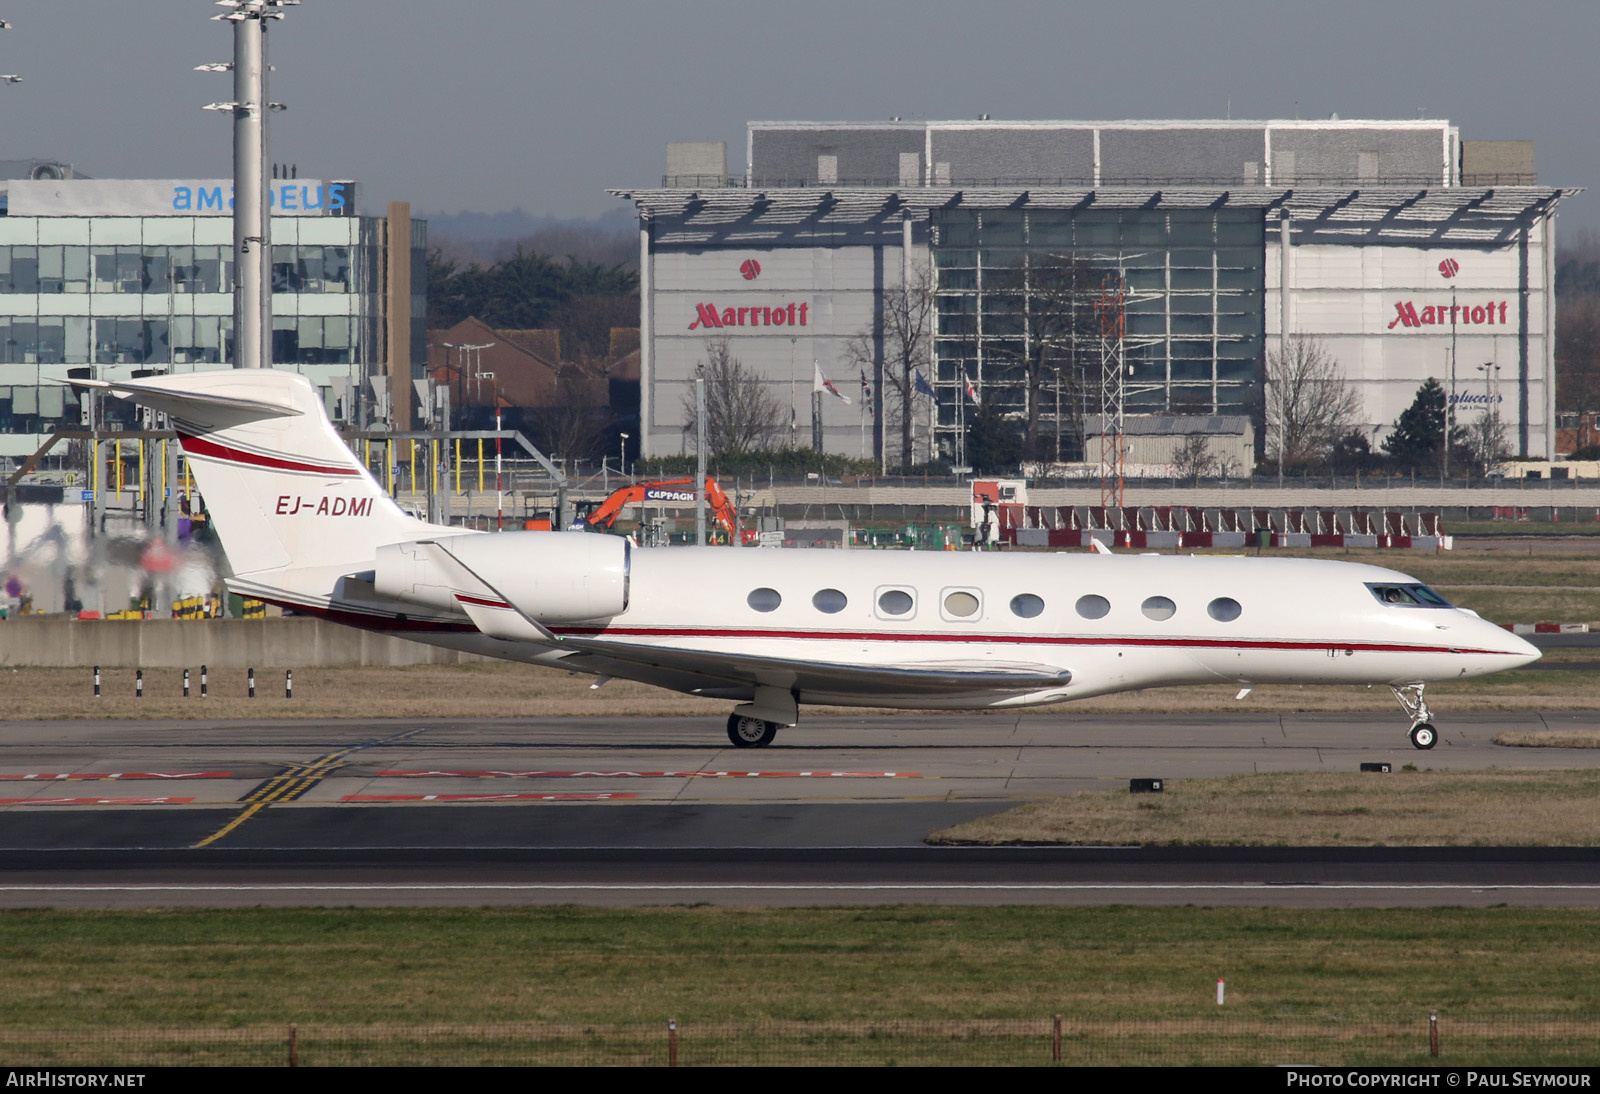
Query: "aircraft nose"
1484 621 1541 667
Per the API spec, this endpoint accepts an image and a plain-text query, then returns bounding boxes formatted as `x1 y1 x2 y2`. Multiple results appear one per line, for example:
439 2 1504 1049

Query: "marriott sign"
688 302 809 330
1387 299 1511 330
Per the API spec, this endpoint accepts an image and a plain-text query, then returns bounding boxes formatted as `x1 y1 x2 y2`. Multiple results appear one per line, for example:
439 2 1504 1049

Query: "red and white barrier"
1502 623 1591 635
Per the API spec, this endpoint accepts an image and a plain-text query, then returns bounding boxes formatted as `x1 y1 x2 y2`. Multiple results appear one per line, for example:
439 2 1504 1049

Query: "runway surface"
1 709 1598 908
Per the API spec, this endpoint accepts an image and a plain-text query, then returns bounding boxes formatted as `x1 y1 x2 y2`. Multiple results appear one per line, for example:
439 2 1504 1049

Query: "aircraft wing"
428 539 1069 699
553 634 1071 699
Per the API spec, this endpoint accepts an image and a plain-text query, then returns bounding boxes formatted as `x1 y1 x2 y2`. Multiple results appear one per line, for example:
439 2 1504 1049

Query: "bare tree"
1557 291 1600 451
1265 336 1364 470
681 337 785 455
1463 404 1512 476
1171 434 1214 483
844 267 933 470
531 364 609 461
984 252 1101 460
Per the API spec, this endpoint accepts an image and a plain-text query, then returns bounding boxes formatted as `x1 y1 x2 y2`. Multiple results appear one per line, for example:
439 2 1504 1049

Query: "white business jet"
78 370 1539 749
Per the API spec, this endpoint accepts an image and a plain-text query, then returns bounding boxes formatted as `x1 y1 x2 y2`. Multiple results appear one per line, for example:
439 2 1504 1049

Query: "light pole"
619 432 629 480
1476 361 1501 474
481 372 502 531
1446 283 1457 478
430 342 457 427
2 19 19 87
459 343 493 421
201 1 295 369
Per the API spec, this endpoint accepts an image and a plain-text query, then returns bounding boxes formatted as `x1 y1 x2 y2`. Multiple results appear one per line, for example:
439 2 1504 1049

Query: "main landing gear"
727 713 779 748
1390 683 1438 750
725 686 798 748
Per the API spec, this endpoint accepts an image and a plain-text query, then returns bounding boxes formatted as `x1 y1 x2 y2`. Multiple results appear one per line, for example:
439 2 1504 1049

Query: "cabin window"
1141 596 1176 621
1010 593 1045 618
943 590 981 618
876 588 914 617
747 588 781 613
813 588 848 614
1075 594 1110 620
1207 597 1242 622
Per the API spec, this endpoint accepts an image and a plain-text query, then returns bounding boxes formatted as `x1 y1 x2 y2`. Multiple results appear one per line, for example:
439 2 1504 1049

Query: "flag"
814 362 851 404
914 369 936 398
859 370 873 402
964 373 980 405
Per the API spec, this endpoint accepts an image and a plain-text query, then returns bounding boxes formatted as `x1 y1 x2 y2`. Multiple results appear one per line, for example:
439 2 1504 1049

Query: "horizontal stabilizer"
66 374 302 423
82 368 442 578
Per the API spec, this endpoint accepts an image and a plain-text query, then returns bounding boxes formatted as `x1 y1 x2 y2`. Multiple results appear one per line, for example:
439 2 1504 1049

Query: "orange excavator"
578 477 754 543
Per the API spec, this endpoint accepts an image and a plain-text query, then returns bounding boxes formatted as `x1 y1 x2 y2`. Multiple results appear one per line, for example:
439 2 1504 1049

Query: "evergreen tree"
426 247 638 332
1382 378 1467 470
965 396 1023 474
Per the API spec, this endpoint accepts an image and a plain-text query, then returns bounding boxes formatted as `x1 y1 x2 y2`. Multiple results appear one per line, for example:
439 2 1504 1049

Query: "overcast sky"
3 1 1596 234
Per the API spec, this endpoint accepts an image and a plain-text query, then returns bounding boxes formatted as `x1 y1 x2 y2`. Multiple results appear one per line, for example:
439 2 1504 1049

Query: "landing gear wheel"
727 714 777 748
1391 683 1438 751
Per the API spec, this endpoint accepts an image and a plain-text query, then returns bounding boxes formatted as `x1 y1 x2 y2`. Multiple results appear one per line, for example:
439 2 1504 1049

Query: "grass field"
932 769 1600 846
2 907 1599 1065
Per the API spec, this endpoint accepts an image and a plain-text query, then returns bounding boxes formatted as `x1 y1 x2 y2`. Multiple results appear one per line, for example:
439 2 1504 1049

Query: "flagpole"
958 372 965 469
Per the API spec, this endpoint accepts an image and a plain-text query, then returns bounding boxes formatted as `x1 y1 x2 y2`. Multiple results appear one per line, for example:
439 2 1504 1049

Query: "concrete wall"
0 618 489 668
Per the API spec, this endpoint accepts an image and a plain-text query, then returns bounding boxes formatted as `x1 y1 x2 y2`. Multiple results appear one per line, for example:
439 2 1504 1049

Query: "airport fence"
1 1016 1597 1066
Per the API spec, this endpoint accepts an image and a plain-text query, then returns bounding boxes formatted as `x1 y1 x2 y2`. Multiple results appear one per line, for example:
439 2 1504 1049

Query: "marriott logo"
1388 300 1510 329
688 302 809 330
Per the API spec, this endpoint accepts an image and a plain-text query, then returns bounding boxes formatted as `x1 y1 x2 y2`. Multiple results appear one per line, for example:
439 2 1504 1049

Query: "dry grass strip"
932 768 1600 846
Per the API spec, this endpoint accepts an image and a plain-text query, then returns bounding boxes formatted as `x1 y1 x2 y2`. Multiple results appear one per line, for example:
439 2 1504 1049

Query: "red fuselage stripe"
549 625 1504 657
178 433 361 477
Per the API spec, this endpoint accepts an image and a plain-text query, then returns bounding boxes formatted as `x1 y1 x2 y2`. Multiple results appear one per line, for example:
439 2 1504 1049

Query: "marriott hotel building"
614 119 1577 463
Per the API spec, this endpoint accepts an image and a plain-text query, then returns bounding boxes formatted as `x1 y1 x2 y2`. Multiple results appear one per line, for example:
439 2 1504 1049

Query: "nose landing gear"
1391 683 1438 750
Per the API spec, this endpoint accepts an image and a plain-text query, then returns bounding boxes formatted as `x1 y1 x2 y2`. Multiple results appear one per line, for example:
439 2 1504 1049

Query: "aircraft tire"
727 714 777 748
1409 722 1438 750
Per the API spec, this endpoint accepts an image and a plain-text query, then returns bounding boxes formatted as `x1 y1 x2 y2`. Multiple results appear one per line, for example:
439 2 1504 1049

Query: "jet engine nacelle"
373 532 629 622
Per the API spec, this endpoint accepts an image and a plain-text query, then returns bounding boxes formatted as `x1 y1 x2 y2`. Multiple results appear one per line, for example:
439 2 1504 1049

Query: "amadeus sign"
6 179 351 218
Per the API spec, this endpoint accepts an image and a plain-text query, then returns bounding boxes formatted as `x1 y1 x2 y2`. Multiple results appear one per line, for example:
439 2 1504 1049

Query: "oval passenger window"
944 591 980 617
747 588 781 612
1010 593 1045 618
1207 597 1242 622
1141 596 1176 621
878 589 913 616
1075 594 1110 620
812 589 848 614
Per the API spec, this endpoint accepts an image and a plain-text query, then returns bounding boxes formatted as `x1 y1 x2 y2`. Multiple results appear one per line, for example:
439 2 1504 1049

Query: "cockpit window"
1367 583 1453 608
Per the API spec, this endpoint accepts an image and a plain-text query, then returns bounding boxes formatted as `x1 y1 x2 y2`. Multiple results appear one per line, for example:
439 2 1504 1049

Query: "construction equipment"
578 477 752 543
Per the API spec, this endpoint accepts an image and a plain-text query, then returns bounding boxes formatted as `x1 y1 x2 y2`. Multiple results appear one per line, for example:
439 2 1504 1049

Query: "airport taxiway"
0 709 1598 908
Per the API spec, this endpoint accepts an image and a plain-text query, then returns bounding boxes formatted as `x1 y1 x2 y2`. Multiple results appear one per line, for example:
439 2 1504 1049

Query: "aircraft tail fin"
79 370 442 576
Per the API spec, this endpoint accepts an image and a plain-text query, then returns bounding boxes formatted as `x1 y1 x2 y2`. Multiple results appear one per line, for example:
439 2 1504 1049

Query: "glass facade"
0 213 397 449
931 208 1265 459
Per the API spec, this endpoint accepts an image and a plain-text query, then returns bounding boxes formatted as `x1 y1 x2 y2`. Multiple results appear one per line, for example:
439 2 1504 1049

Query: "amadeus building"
0 174 425 459
614 119 1577 465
